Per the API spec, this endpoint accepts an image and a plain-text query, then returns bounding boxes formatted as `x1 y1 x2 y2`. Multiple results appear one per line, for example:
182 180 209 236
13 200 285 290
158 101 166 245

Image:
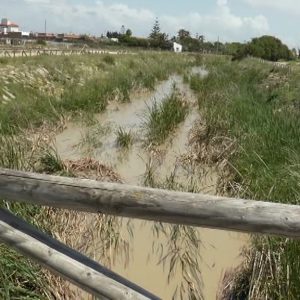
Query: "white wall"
173 42 183 53
8 26 19 33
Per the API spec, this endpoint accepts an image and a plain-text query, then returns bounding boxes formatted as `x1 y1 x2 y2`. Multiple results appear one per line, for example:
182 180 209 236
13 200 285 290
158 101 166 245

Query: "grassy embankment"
0 52 196 298
189 56 300 299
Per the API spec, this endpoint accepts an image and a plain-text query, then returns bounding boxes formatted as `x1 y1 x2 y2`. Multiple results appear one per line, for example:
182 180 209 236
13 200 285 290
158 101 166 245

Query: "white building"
0 18 20 34
173 42 183 53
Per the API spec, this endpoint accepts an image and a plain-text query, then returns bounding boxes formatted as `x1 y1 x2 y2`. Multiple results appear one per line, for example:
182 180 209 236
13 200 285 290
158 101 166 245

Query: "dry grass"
39 158 129 299
188 120 237 196
189 120 236 166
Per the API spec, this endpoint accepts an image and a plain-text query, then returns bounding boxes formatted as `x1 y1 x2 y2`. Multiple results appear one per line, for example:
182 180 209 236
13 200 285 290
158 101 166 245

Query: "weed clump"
116 127 133 148
146 86 188 144
39 148 65 174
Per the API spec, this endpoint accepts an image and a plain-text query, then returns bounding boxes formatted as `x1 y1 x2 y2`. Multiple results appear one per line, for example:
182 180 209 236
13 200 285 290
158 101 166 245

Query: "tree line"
105 19 295 61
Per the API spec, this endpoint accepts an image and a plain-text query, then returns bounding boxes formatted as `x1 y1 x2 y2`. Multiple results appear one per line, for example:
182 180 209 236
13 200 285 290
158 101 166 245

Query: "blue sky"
1 0 299 47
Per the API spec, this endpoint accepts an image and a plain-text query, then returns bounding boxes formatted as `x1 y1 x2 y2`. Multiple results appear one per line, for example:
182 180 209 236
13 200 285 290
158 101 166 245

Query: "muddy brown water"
54 69 248 300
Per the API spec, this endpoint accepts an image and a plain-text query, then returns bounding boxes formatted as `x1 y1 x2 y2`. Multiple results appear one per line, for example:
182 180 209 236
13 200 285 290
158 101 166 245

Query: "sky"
1 0 299 48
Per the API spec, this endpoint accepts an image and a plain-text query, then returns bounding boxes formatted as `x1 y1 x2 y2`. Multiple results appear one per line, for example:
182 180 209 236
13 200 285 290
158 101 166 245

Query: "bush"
232 35 293 61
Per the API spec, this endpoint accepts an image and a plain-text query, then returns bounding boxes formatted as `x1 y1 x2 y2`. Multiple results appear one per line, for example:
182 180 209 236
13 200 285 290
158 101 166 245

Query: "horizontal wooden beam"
0 208 159 300
0 168 299 238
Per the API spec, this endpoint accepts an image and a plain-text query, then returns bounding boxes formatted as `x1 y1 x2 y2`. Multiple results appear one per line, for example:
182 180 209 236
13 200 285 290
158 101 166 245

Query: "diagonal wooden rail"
0 168 299 238
0 207 159 300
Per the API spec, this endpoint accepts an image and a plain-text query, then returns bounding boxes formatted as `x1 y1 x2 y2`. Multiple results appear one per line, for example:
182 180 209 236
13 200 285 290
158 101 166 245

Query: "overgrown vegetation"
190 56 300 299
0 134 128 299
0 53 194 135
0 52 196 298
145 85 188 144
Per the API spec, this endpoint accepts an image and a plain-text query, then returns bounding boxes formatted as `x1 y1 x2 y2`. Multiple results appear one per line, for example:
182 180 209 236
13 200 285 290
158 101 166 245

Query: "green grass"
0 53 196 135
38 148 65 174
116 127 133 149
0 242 48 300
102 54 116 65
0 135 55 299
190 56 300 299
145 85 188 145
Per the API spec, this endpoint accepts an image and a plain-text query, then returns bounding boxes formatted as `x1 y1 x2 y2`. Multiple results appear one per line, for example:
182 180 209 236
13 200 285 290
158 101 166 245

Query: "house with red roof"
0 18 20 34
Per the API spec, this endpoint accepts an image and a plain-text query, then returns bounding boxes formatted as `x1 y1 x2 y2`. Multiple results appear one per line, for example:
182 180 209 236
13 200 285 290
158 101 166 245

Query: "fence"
0 47 128 58
0 168 300 299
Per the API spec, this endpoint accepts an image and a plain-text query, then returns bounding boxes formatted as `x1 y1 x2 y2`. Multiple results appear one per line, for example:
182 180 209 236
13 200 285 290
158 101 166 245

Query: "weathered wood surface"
0 168 299 238
0 208 159 300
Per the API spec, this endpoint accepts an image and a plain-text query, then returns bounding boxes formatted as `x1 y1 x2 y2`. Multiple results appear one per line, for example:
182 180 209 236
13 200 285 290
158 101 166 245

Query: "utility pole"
44 19 47 42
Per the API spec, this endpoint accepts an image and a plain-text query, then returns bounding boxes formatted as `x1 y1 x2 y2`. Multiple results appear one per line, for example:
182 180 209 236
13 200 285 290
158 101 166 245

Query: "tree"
149 18 161 39
178 29 190 40
225 42 244 56
106 31 120 39
291 48 298 58
248 36 292 61
148 18 171 49
120 25 125 35
232 36 293 61
125 29 132 37
198 35 205 43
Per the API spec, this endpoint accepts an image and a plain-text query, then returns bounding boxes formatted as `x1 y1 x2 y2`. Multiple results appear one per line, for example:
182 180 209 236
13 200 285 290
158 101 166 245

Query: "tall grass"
0 135 52 299
102 54 116 65
0 52 197 297
0 53 195 135
0 134 127 299
190 56 300 299
145 85 188 145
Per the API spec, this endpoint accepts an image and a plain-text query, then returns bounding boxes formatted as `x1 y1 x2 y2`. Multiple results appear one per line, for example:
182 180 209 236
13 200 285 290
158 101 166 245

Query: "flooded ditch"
54 69 248 299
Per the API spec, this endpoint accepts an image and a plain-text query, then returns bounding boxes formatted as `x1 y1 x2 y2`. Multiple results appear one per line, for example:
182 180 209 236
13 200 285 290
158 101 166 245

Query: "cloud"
0 0 269 42
244 0 300 15
161 0 269 41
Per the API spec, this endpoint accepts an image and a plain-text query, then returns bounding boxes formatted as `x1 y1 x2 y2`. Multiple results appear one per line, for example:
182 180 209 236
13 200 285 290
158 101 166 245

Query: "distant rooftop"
0 18 19 27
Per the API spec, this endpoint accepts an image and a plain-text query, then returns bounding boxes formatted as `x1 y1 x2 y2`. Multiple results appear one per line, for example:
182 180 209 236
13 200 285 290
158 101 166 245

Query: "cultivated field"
0 53 299 299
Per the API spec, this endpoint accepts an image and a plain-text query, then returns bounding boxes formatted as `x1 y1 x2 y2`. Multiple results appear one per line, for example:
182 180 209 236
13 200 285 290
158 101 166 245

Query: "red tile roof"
0 23 19 27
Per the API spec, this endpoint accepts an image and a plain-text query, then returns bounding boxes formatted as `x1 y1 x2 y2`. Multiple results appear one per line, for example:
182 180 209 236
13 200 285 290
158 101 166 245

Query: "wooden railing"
0 168 299 299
